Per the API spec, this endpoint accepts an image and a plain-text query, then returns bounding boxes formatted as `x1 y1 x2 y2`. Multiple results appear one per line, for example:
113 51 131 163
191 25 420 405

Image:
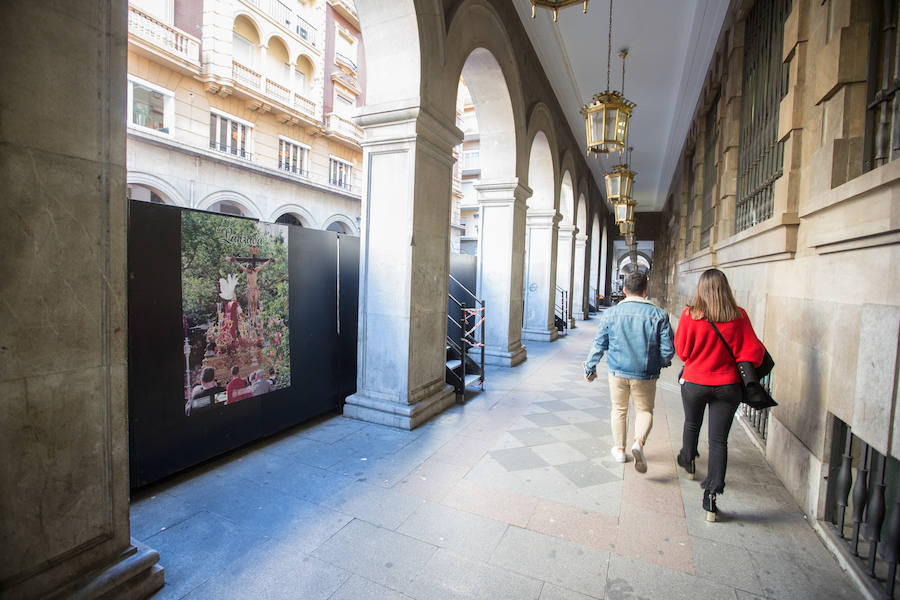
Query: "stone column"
343 104 462 429
522 210 559 341
475 180 530 367
572 232 588 320
589 233 600 309
556 224 576 329
1 1 163 598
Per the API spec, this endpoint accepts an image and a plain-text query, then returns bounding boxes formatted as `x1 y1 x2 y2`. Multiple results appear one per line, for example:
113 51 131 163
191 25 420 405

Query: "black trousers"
678 381 742 494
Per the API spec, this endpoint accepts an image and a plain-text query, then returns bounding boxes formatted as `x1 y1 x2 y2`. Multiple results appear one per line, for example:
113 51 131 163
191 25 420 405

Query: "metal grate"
740 372 772 441
700 94 719 250
864 0 900 172
684 149 696 257
735 0 791 233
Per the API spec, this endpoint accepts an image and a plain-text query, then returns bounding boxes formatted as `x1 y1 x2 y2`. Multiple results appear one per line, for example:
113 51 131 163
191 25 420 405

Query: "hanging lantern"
619 219 634 237
582 4 635 156
624 233 635 246
613 200 634 225
530 0 588 21
606 161 635 207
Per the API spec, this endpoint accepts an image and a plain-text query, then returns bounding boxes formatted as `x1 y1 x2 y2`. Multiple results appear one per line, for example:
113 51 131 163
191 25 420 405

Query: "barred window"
864 0 900 172
735 0 791 233
684 149 696 257
278 137 309 177
329 157 352 190
209 111 252 159
700 94 719 250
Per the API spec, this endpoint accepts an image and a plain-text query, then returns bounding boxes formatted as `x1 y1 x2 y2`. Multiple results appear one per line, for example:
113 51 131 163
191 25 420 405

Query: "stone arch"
575 192 587 233
127 171 186 206
269 203 316 227
265 35 290 78
294 54 315 94
323 213 359 235
197 190 262 219
355 0 420 107
558 169 575 227
523 102 560 210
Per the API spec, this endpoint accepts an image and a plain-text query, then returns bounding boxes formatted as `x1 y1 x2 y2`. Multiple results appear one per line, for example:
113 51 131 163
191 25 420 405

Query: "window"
329 157 352 190
334 26 357 71
864 0 900 171
209 111 252 159
335 94 354 117
233 32 254 67
294 69 307 92
279 137 309 176
127 77 173 133
735 0 791 233
684 150 696 257
700 94 719 250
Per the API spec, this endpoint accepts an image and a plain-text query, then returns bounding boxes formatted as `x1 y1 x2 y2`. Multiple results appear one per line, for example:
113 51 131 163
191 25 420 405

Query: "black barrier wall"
127 201 358 487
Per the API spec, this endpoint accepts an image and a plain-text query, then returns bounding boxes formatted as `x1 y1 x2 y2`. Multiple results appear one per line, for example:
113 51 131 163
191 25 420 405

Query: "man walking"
584 271 675 473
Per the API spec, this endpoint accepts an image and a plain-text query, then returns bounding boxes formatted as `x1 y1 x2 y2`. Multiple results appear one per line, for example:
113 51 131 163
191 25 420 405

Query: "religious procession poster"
181 211 290 416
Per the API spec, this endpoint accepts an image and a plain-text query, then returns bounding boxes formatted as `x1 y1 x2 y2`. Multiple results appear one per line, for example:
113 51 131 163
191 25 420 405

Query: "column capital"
475 179 532 207
357 102 463 156
558 224 576 236
526 209 560 227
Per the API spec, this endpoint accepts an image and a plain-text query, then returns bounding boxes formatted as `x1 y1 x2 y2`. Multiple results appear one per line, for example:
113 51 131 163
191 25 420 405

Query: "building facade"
126 0 365 232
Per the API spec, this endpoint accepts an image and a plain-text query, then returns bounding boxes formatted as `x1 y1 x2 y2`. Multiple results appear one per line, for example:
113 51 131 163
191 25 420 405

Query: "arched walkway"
589 216 601 309
571 192 589 320
127 172 187 206
556 168 576 329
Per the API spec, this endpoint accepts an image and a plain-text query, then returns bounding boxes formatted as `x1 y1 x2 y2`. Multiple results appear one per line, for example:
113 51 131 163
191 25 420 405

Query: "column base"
575 311 590 321
522 327 559 342
568 318 577 329
343 382 456 430
49 540 164 600
483 345 527 367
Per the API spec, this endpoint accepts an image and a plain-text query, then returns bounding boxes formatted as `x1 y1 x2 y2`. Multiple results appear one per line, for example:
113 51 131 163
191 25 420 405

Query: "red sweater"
674 307 765 385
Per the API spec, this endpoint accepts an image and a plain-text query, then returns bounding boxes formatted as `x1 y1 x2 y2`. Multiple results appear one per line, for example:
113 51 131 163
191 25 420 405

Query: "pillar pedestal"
557 224 576 329
572 233 589 320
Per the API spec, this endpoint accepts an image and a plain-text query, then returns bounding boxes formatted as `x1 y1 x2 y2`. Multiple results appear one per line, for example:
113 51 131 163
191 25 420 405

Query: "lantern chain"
606 0 613 92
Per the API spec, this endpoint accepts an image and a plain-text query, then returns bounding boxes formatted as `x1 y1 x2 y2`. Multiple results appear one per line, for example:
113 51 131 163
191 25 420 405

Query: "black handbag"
708 321 777 410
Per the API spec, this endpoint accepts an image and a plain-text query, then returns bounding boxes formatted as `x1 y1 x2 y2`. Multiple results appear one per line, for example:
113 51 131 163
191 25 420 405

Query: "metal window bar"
864 0 900 172
684 149 696 257
735 0 791 234
700 94 719 250
827 418 900 598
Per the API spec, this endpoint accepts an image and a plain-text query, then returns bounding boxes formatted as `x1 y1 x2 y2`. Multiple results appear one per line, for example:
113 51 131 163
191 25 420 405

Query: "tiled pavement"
133 321 862 599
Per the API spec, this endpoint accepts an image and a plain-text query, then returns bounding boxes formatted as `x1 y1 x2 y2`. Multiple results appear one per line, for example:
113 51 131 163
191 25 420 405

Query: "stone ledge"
712 214 799 267
484 345 527 367
677 247 715 274
48 540 163 600
343 385 456 430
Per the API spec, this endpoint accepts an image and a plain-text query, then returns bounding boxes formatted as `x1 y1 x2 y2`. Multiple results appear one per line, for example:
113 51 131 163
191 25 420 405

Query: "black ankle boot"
677 453 696 480
703 489 718 522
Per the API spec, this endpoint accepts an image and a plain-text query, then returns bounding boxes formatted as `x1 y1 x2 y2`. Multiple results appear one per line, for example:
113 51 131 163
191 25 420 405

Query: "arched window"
276 213 303 226
326 221 349 234
208 200 247 216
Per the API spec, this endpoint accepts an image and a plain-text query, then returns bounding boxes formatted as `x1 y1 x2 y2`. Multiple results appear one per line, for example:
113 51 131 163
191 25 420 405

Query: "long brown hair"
689 269 741 322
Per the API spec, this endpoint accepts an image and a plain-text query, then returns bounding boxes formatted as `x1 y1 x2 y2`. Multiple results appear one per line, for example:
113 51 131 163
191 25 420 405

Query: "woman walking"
674 269 764 521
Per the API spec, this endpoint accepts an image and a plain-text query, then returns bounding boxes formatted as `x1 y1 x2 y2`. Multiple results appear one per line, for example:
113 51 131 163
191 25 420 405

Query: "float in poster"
181 211 290 415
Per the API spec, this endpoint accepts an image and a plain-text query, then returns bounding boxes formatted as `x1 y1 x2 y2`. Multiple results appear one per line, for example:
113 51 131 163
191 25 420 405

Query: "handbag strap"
707 320 738 365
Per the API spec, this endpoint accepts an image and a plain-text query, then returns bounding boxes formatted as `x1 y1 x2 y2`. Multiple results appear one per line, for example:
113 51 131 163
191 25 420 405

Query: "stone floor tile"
606 554 738 600
490 446 551 470
552 409 599 424
543 424 595 443
260 434 350 467
490 526 609 599
620 469 685 517
524 412 569 427
554 459 620 488
406 548 542 600
538 583 601 600
689 536 764 596
564 436 613 459
531 442 590 466
329 575 415 600
573 420 609 437
130 491 203 542
396 501 509 562
311 519 437 591
267 461 356 505
614 500 694 574
329 480 426 530
526 499 618 551
430 434 495 468
394 457 471 502
183 549 349 600
747 546 860 600
534 400 576 412
302 416 369 444
215 446 296 484
143 510 259 600
442 479 538 527
546 480 623 516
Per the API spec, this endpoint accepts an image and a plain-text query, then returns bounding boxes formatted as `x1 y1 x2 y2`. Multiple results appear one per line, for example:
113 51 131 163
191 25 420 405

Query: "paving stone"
329 479 426 530
301 416 369 444
329 575 414 600
606 554 738 600
490 526 609 598
406 548 542 600
394 458 471 502
311 519 437 591
614 500 694 574
552 409 599 424
554 460 620 488
531 442 590 466
690 537 764 597
526 499 618 551
490 446 551 470
538 583 601 600
565 437 611 460
267 461 356 505
534 400 576 412
543 424 595 442
183 549 349 600
442 479 538 527
525 412 569 427
573 421 609 436
747 546 860 600
129 491 203 542
397 501 509 562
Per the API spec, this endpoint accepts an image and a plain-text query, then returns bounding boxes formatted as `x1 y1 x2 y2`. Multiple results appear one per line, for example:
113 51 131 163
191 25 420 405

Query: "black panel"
128 202 359 488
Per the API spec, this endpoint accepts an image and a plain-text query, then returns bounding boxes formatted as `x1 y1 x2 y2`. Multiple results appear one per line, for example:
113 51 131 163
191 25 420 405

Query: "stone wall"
653 0 900 519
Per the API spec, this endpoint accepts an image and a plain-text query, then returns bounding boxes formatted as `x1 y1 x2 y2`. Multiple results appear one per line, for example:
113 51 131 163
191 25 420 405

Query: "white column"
344 104 462 429
522 210 559 341
572 232 588 320
556 224 576 329
589 235 599 310
475 180 530 367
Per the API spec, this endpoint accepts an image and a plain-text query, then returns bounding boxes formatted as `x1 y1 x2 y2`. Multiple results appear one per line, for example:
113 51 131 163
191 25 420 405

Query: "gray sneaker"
631 441 647 473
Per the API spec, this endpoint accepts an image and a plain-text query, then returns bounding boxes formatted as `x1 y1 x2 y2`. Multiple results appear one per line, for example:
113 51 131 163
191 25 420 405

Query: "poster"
181 211 290 415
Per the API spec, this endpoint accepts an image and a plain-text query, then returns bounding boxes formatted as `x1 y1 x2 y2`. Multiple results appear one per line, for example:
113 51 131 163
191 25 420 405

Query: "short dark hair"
201 367 216 383
623 272 648 296
231 365 240 376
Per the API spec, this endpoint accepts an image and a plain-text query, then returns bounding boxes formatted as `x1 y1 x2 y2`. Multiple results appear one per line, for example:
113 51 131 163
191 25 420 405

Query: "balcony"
325 113 364 146
328 0 359 29
243 0 318 49
128 5 200 72
232 61 319 126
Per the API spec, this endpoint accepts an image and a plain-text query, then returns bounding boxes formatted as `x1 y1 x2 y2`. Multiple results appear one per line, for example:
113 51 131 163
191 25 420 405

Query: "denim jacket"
584 297 675 380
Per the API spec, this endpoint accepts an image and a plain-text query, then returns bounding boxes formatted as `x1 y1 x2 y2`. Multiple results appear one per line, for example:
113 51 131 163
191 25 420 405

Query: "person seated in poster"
248 369 272 397
225 365 252 404
267 367 277 389
186 367 225 415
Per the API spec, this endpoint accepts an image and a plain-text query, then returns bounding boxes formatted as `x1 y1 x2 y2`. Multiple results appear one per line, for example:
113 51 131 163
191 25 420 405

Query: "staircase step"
464 373 482 388
446 359 462 371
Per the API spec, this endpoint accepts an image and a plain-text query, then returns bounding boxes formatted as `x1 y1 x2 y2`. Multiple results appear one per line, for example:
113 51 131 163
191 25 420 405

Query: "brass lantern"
583 90 635 155
530 0 588 21
614 200 634 225
619 219 634 237
605 163 635 205
624 233 635 246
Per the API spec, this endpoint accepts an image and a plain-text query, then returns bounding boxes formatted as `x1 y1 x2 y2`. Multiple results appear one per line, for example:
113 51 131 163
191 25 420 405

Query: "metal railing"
739 372 772 441
128 5 201 66
447 274 485 399
555 286 568 334
700 93 718 250
335 52 358 73
826 418 900 598
209 141 252 160
864 0 900 172
295 16 317 45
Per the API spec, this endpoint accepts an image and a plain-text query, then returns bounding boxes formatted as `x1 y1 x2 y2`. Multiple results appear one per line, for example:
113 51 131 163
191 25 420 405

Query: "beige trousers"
608 374 657 449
